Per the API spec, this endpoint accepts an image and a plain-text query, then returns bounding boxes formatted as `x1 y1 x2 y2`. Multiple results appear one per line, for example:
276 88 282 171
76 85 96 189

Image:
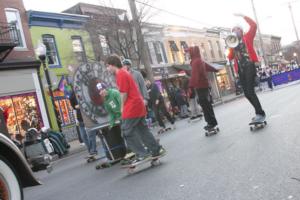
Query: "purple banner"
272 68 300 86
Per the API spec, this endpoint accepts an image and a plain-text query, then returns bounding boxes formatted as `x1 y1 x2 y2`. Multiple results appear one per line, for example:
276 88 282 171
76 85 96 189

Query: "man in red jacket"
188 46 219 130
227 14 266 123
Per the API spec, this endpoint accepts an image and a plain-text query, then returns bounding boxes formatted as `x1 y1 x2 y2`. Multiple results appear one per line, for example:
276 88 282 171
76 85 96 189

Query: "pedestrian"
105 55 165 163
122 59 149 105
145 79 175 133
69 93 97 158
188 46 219 130
174 87 189 118
227 13 266 123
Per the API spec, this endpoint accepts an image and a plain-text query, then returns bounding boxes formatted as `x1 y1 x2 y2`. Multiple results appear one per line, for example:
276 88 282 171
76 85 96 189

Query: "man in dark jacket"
227 14 266 123
189 46 219 130
146 79 175 132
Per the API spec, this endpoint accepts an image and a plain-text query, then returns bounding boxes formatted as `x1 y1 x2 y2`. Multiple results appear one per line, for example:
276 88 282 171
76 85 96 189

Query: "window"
169 41 179 63
71 36 87 63
5 8 26 48
180 41 189 61
208 40 215 59
42 35 60 67
216 41 223 58
201 43 208 59
154 42 165 64
99 35 110 56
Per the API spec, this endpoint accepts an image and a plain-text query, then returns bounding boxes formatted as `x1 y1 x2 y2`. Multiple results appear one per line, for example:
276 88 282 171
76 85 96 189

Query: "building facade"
0 0 49 140
28 10 95 140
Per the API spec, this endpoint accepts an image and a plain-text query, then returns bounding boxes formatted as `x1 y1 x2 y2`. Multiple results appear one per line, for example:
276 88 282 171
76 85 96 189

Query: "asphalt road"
24 83 300 200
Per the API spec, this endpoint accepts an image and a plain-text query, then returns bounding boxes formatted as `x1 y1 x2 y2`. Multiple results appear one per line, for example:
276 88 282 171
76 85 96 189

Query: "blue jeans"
78 122 90 149
87 129 97 155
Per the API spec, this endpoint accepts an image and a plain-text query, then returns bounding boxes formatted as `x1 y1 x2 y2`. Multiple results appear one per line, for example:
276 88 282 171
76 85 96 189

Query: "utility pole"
288 2 299 41
250 0 268 67
128 0 154 82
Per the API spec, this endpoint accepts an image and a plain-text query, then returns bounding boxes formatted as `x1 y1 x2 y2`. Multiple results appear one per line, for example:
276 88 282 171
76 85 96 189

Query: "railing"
0 22 19 46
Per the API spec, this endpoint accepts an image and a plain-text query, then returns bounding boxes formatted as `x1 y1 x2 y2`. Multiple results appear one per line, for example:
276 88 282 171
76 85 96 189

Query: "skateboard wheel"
205 132 208 137
128 168 135 174
151 160 160 166
264 121 267 125
250 127 253 131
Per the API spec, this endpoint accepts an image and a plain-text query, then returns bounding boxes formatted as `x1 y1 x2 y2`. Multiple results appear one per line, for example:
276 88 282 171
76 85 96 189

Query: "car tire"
0 155 23 200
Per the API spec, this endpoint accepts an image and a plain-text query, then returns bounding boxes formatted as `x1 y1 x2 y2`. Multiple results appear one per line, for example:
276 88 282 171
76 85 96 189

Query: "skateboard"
157 127 174 134
85 155 97 163
205 127 220 136
249 120 267 131
188 116 202 123
121 154 165 175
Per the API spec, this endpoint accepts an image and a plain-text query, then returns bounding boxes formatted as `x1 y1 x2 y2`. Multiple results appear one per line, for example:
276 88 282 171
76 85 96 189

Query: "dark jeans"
153 100 174 128
238 62 265 116
196 88 218 126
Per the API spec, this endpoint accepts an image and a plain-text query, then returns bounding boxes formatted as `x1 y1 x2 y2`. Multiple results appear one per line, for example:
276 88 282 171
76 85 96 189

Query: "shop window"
5 8 26 48
42 34 61 67
0 93 44 140
71 36 87 63
208 40 215 59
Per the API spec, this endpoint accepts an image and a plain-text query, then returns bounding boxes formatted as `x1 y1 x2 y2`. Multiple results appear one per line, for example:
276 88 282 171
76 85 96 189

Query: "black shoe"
190 116 196 120
204 124 217 130
196 114 203 118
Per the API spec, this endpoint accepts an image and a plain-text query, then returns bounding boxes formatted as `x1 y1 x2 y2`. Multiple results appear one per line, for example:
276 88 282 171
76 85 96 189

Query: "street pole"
128 0 154 82
39 55 61 131
250 0 268 67
288 2 299 41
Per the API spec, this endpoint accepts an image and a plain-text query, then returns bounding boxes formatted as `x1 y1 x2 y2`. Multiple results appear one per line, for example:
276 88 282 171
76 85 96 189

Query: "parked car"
0 109 40 200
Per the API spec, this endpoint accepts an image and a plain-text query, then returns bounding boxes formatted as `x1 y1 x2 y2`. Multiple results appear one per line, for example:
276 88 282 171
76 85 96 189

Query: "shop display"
0 93 44 139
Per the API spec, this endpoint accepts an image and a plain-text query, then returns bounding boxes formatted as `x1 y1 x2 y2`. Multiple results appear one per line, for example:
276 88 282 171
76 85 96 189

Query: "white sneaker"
80 143 85 146
252 114 266 123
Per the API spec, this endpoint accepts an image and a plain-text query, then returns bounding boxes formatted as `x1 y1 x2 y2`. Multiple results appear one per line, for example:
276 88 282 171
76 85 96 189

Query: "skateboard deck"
157 127 174 134
121 154 166 174
205 127 220 136
85 155 98 163
188 116 202 123
249 120 267 131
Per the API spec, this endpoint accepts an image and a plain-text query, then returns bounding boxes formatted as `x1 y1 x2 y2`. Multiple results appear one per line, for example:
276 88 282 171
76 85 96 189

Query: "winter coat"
227 16 259 73
189 46 218 89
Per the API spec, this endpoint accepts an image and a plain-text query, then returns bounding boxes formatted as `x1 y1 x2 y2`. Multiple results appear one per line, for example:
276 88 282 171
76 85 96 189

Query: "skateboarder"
145 79 175 133
105 55 165 163
188 46 219 130
227 13 266 123
122 59 149 105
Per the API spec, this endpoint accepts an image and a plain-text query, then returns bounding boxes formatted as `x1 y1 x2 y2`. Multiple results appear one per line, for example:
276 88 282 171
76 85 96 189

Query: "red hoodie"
227 16 259 73
189 46 218 89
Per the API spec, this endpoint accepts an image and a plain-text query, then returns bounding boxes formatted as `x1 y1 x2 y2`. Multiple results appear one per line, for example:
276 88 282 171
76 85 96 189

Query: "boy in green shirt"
97 83 121 128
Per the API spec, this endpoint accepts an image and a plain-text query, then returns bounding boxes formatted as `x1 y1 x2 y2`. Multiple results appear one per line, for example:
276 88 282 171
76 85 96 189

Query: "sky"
23 0 300 45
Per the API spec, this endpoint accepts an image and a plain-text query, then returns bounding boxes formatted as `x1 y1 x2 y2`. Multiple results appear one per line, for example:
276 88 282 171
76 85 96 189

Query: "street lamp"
35 42 60 130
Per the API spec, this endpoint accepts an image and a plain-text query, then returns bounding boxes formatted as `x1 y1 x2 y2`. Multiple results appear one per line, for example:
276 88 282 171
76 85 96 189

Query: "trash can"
99 125 126 161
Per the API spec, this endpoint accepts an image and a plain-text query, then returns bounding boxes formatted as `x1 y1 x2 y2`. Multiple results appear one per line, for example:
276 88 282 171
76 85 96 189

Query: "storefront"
0 61 50 140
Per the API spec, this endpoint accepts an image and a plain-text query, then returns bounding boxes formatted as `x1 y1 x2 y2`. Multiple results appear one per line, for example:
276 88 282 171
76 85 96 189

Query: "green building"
28 10 95 139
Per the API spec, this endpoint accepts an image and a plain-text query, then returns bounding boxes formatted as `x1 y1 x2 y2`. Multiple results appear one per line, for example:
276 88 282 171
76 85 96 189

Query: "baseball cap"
96 82 107 91
122 59 132 66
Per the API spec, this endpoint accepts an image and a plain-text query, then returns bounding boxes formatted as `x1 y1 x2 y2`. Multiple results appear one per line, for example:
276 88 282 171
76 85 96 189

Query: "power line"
135 0 213 27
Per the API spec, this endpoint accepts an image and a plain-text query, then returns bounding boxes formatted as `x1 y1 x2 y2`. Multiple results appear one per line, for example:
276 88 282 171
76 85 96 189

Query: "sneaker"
251 114 266 123
152 147 166 158
204 124 217 130
196 114 203 118
129 154 152 164
190 116 196 120
80 143 85 146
